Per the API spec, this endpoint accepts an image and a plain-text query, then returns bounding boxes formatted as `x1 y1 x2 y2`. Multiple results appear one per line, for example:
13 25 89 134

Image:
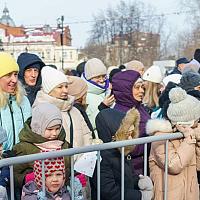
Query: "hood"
112 70 141 110
19 118 66 144
17 52 45 88
33 90 74 112
146 119 172 136
114 108 140 155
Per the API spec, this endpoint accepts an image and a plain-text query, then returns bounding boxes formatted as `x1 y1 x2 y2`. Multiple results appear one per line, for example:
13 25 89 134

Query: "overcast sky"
3 0 186 48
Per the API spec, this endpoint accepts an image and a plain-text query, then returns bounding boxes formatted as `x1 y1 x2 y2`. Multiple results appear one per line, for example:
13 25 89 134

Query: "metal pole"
61 15 64 70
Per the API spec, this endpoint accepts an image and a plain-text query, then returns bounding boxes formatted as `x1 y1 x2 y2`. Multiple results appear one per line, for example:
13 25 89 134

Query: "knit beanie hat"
31 103 62 136
0 52 19 78
142 65 164 83
0 127 7 144
125 60 144 71
167 87 200 123
41 66 69 94
67 76 88 100
84 58 107 80
34 149 65 189
180 71 200 92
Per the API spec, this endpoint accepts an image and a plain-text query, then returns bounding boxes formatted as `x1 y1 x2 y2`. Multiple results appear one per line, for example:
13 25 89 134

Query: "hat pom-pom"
169 87 187 103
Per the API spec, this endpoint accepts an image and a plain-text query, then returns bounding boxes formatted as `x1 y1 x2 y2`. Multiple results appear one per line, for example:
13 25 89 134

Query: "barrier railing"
0 132 183 200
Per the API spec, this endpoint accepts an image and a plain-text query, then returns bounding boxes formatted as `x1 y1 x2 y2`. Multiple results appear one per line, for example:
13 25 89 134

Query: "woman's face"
90 74 106 86
132 80 145 102
0 71 18 94
49 83 68 100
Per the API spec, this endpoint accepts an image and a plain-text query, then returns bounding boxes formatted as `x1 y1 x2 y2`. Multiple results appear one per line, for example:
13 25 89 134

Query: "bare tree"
83 0 167 67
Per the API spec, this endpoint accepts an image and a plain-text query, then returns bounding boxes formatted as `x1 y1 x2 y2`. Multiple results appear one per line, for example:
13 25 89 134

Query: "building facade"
0 6 79 70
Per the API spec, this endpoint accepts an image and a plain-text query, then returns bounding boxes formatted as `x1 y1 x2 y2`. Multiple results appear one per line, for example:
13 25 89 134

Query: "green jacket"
13 118 70 189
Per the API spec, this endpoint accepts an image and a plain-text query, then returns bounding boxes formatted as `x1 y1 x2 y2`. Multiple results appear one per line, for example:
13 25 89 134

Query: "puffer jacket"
0 84 31 150
147 119 199 200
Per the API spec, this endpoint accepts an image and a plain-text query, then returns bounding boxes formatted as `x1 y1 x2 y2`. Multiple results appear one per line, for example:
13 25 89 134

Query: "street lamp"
57 15 64 70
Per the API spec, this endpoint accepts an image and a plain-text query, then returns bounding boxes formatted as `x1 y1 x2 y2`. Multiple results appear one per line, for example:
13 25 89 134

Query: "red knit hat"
33 148 65 189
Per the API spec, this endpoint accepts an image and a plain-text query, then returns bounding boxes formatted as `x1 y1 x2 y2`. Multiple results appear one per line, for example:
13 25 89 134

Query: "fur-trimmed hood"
146 119 173 136
114 108 140 155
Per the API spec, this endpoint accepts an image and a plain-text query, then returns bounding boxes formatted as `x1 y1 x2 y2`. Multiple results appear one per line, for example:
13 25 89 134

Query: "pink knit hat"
34 148 65 189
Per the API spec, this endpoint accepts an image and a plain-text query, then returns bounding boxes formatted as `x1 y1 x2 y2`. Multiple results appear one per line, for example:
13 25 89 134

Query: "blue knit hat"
0 127 7 144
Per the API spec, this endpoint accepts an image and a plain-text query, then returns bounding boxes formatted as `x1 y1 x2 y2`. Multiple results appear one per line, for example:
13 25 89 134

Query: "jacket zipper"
8 97 16 146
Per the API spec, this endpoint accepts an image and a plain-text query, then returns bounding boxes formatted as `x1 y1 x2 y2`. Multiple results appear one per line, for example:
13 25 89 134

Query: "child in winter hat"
21 150 71 199
41 66 69 94
167 87 200 125
13 103 70 196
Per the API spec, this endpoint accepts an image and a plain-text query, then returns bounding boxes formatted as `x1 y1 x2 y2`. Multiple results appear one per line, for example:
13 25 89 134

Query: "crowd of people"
0 48 200 200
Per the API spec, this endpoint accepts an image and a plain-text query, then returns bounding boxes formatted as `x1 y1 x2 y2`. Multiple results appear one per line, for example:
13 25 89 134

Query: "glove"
140 190 153 200
75 174 87 187
138 175 153 191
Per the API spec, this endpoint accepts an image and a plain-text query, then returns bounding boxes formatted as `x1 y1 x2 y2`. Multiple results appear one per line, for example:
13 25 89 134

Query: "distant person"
189 48 200 73
169 57 189 75
17 52 45 105
76 61 86 77
0 52 31 151
125 60 145 76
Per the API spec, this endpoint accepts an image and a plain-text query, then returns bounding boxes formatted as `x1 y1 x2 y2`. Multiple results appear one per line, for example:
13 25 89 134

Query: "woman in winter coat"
148 87 200 200
112 70 150 175
82 58 115 134
92 108 153 200
0 52 31 151
17 52 45 105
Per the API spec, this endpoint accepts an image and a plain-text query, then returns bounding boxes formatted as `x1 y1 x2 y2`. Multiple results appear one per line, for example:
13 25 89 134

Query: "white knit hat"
167 87 200 123
84 58 107 80
41 66 69 94
142 65 164 83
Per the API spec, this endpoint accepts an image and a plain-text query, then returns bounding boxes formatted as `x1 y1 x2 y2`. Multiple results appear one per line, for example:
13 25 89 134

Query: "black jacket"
91 149 142 200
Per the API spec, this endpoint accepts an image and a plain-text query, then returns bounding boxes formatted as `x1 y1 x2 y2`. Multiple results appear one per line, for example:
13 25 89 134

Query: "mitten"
138 175 153 191
76 174 87 187
140 190 153 200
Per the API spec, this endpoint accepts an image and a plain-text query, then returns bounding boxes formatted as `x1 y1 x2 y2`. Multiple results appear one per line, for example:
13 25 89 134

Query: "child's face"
44 125 61 140
45 170 64 193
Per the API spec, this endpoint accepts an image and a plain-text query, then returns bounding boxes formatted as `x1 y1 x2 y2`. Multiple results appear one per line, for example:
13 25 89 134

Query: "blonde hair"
0 82 25 108
143 82 160 108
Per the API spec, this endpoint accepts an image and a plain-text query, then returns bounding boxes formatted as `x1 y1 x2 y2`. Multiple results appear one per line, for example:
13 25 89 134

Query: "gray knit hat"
84 58 107 80
167 87 200 123
180 71 200 92
31 103 62 136
0 127 7 144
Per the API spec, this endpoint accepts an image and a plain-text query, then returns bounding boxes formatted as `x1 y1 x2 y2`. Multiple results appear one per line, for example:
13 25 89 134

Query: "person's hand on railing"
138 175 153 200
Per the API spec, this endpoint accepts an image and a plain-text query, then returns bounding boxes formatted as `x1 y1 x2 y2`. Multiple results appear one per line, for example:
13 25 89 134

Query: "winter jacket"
91 108 142 200
0 89 31 151
112 70 150 175
84 78 108 133
13 118 70 192
34 90 93 152
147 119 199 200
21 181 70 200
17 52 45 105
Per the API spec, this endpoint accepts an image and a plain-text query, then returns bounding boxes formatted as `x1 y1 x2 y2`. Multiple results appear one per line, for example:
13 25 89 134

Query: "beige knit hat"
167 87 200 123
67 76 88 100
125 60 144 71
84 58 107 80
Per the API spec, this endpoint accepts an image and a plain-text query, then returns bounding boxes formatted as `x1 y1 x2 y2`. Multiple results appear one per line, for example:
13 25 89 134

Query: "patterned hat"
34 148 65 189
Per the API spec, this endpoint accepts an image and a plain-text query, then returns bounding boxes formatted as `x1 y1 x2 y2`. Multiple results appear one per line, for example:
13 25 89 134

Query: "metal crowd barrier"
0 132 183 200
